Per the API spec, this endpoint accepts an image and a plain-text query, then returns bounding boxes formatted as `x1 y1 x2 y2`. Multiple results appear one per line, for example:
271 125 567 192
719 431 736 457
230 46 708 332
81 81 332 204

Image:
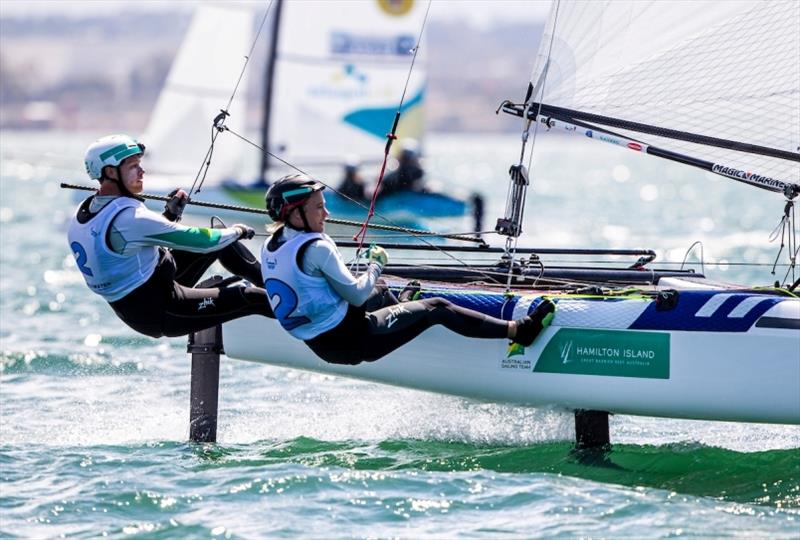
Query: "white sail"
269 0 427 169
528 0 800 185
143 5 253 180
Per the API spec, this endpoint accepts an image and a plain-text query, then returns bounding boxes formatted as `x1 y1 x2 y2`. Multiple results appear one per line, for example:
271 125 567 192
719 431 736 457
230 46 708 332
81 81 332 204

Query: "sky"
0 0 552 28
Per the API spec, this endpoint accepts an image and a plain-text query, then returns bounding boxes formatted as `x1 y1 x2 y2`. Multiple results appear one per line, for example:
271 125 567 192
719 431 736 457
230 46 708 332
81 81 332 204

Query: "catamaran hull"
222 292 800 425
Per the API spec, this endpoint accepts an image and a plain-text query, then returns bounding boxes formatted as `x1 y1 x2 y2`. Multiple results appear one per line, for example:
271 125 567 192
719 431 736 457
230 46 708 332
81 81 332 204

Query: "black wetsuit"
110 243 272 338
305 280 508 365
71 194 273 338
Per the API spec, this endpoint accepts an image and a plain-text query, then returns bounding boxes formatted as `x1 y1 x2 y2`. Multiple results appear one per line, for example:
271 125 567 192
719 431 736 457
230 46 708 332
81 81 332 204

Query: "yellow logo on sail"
377 0 414 16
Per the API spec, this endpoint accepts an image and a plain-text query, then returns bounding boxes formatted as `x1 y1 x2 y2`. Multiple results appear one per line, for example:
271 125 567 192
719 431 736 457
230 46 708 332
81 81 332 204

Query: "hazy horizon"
0 0 551 29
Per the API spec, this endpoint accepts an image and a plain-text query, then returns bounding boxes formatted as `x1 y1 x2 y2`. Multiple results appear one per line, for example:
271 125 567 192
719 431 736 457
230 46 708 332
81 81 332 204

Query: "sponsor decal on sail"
535 328 670 379
331 32 415 56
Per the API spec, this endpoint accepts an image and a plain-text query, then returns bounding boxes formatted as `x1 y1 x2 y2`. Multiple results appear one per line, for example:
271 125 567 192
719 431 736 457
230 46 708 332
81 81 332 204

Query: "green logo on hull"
536 329 670 379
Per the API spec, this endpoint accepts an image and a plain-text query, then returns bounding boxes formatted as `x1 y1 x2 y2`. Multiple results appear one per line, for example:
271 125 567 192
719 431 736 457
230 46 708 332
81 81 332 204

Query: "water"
1 131 798 538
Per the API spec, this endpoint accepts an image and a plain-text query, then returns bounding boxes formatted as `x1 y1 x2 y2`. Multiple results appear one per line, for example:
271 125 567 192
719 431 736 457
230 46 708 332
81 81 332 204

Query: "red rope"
352 127 399 251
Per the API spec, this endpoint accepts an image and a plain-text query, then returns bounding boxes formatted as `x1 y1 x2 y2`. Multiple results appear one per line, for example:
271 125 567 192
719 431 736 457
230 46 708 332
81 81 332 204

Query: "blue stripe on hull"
630 293 782 332
396 286 787 333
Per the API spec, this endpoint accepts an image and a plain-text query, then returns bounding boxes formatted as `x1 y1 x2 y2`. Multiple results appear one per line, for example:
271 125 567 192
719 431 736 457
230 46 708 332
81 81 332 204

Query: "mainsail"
523 0 800 191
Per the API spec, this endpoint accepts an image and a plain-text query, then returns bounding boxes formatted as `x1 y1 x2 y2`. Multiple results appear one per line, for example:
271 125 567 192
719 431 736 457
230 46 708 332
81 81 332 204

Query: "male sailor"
260 174 555 365
68 134 273 338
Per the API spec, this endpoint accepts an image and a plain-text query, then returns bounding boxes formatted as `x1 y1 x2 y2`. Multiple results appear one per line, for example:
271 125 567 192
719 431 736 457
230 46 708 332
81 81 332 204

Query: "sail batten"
528 0 800 185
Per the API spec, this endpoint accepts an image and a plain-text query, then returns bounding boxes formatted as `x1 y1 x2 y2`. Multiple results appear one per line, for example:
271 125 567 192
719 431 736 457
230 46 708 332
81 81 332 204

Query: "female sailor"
68 134 273 338
260 174 554 365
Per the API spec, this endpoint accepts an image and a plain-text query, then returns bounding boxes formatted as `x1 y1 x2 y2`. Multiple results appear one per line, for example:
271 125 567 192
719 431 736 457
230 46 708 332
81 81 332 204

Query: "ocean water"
1 130 798 538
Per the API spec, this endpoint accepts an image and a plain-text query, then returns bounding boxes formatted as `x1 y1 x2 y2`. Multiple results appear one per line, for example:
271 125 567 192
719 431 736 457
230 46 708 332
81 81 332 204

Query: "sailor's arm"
304 239 383 306
109 206 248 255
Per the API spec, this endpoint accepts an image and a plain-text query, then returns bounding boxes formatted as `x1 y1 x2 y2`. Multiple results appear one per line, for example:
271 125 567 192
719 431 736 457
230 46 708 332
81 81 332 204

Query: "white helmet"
84 134 145 180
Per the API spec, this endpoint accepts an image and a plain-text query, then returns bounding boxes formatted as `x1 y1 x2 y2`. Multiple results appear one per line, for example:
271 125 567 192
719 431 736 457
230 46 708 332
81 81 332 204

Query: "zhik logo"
385 305 410 329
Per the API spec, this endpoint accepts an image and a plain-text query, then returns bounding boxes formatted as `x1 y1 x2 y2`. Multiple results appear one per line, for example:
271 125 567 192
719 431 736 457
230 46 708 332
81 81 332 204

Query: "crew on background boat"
68 134 273 338
336 155 368 202
379 138 426 196
260 174 555 365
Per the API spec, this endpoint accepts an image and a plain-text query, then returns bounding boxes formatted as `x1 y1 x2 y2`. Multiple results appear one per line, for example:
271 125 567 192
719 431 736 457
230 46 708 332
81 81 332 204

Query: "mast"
259 0 283 185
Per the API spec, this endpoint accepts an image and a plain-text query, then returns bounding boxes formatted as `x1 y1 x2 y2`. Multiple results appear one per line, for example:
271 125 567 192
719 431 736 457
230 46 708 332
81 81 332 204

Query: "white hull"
222 294 800 425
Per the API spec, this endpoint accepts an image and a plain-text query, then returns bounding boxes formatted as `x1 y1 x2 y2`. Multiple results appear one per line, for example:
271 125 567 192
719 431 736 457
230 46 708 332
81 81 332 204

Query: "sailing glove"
367 245 388 268
233 224 256 240
163 188 188 222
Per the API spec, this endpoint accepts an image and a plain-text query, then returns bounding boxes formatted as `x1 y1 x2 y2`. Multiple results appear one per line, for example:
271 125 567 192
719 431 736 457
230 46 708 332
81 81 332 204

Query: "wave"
0 350 144 376
181 437 800 509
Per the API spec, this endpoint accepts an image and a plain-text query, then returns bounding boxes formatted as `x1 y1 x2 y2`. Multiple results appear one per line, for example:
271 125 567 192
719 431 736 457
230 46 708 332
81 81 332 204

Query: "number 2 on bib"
265 279 310 331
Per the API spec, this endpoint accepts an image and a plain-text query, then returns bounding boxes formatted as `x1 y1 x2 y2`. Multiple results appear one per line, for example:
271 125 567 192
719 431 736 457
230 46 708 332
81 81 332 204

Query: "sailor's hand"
233 224 256 240
163 188 188 222
367 244 388 267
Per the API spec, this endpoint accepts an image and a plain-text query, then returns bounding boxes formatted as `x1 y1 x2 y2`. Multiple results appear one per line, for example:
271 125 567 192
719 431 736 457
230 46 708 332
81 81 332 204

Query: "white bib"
261 232 348 340
67 197 158 302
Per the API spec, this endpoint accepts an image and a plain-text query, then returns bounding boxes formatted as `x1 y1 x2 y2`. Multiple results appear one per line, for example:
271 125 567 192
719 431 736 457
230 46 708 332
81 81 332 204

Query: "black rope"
60 182 484 242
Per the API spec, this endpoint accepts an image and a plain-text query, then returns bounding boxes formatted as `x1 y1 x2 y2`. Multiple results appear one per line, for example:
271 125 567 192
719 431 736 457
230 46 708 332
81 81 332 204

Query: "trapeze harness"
68 195 272 338
261 226 510 365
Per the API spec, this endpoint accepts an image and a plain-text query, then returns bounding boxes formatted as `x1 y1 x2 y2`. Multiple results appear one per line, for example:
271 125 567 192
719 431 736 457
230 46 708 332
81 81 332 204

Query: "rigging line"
342 258 649 287
680 241 705 274
224 127 394 221
59 182 479 242
351 0 433 253
221 127 484 246
220 154 494 267
224 1 272 114
502 0 562 293
188 0 275 198
330 229 499 241
778 201 798 285
770 199 795 276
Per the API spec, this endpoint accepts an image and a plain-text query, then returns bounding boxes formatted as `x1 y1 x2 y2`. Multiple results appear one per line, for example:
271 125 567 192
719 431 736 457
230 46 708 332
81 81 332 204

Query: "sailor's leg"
215 241 264 287
171 249 218 287
160 282 273 337
171 241 264 288
361 297 509 361
369 297 508 337
362 278 400 311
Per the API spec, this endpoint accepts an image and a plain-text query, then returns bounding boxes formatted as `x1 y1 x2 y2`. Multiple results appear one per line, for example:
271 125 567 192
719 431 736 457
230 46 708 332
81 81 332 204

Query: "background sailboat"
142 0 473 229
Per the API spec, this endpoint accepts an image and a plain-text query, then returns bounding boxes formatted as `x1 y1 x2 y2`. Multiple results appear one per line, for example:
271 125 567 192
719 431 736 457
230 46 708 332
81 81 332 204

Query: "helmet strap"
298 208 313 232
285 207 313 233
103 165 143 201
